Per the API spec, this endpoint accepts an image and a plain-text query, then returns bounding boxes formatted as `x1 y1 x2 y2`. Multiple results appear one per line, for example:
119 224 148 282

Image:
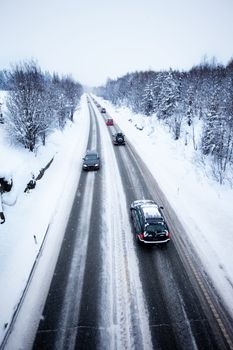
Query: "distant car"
82 150 100 171
106 118 114 126
130 199 170 245
112 132 125 145
101 107 106 113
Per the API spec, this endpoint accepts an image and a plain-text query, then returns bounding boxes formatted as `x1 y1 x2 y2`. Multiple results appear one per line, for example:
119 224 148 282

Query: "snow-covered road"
96 103 153 349
1 95 233 350
33 97 232 350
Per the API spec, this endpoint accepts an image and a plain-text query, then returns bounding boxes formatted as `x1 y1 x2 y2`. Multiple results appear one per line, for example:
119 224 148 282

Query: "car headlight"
83 164 88 167
94 163 99 167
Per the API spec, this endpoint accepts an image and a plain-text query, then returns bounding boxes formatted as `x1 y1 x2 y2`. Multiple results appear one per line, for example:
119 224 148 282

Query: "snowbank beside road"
0 94 89 346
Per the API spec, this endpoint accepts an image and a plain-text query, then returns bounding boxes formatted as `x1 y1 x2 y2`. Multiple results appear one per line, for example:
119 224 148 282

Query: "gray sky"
1 0 233 86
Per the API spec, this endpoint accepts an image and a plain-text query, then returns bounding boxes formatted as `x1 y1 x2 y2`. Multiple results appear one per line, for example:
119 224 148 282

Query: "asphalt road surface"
32 98 233 350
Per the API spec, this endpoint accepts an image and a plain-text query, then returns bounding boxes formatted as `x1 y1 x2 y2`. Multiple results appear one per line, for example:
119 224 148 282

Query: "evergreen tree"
96 60 233 182
158 70 180 120
141 81 155 116
201 65 224 155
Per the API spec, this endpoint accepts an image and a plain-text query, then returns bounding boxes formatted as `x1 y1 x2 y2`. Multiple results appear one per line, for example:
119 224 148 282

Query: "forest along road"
33 99 233 350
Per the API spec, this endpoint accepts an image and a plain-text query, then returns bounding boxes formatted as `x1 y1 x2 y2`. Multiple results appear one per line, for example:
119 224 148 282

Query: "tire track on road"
96 110 153 350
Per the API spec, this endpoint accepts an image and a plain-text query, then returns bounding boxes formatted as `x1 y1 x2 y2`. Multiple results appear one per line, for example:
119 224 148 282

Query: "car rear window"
146 223 166 233
85 154 97 160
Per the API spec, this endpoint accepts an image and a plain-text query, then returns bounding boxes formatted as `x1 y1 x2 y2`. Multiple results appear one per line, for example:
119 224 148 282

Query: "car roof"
85 150 98 156
133 199 156 207
141 204 162 220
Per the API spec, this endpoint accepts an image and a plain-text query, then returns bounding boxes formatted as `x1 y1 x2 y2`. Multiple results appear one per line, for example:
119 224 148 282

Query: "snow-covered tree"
201 65 224 154
59 76 83 122
6 61 48 151
202 103 220 156
201 75 233 183
0 70 8 90
5 62 83 150
141 81 155 116
157 70 181 121
96 61 233 183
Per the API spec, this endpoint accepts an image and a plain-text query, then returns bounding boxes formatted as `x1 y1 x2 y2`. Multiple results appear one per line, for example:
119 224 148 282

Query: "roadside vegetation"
0 60 83 152
95 58 233 184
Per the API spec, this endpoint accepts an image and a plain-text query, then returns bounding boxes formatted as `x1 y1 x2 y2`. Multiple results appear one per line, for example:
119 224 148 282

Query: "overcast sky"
1 0 233 86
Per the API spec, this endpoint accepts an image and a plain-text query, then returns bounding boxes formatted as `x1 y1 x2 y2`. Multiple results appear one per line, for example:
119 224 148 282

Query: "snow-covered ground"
0 93 90 346
0 92 233 347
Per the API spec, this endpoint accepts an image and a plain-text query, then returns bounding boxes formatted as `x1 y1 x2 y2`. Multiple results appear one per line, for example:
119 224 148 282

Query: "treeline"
0 60 83 152
95 58 233 184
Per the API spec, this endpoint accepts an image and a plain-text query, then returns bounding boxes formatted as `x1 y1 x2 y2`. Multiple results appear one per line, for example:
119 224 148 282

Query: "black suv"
82 151 100 171
130 199 170 245
112 132 125 145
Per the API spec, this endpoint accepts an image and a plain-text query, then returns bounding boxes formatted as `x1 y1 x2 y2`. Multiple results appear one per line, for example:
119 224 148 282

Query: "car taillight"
167 231 170 237
139 233 144 239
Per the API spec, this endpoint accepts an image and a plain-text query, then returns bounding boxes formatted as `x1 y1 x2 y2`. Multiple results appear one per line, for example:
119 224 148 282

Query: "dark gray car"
83 151 101 171
130 199 170 245
112 132 125 145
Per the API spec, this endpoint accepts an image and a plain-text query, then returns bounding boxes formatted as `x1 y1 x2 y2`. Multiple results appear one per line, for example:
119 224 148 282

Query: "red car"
106 118 114 126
